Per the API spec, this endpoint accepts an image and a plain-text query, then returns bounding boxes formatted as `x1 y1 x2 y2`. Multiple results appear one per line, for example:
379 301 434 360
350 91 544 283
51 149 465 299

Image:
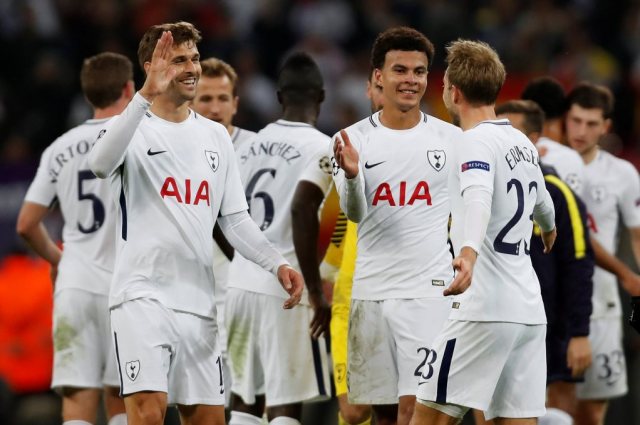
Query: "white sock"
229 410 264 425
108 413 128 425
538 408 573 425
63 421 92 425
269 417 301 425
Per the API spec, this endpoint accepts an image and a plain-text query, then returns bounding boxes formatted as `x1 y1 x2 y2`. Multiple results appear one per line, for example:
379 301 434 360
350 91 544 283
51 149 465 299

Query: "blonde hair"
445 40 506 105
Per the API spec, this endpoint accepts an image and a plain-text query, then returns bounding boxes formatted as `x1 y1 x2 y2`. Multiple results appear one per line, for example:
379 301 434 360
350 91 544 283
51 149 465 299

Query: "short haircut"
137 21 202 72
80 52 133 109
566 82 614 119
495 100 545 135
200 58 239 96
445 39 506 106
521 76 566 120
277 52 323 105
371 26 435 70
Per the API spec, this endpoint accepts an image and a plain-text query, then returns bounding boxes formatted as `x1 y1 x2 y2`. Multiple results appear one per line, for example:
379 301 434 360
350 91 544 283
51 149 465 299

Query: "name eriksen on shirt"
239 141 302 165
504 145 539 171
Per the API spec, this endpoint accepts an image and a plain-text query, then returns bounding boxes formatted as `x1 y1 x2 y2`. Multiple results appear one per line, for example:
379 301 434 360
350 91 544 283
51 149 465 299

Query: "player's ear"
276 90 283 105
603 118 612 133
143 61 151 76
374 68 383 88
318 89 325 104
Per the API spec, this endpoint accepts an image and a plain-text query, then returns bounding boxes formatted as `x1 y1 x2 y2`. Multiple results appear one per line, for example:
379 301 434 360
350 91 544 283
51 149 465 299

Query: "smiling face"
192 74 238 131
375 50 428 113
165 41 201 103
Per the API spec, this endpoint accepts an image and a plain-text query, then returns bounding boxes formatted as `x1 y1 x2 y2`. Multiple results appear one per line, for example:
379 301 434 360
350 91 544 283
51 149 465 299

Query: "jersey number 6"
245 168 277 230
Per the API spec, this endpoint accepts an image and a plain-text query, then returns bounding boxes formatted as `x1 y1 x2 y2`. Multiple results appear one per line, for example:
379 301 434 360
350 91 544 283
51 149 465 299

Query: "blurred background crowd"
1 0 640 424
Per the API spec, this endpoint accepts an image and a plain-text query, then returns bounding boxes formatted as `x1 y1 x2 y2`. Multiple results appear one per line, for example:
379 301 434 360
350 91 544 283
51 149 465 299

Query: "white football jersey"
537 136 586 197
230 126 256 153
332 111 460 300
103 110 248 318
582 150 640 318
25 119 116 295
227 120 333 302
449 119 550 324
212 125 255 350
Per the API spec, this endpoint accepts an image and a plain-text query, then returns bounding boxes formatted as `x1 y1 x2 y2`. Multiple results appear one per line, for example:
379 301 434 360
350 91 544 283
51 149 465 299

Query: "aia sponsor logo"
160 177 210 206
372 181 432 206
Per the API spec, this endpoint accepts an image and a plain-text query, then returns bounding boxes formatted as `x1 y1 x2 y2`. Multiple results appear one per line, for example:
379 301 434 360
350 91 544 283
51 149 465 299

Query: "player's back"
26 119 116 294
450 120 548 324
229 119 331 298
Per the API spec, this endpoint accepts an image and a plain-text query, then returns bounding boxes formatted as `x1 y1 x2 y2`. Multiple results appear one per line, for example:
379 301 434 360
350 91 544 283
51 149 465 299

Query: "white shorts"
576 317 628 400
415 320 547 421
225 288 331 406
111 298 225 406
52 288 119 390
347 297 450 405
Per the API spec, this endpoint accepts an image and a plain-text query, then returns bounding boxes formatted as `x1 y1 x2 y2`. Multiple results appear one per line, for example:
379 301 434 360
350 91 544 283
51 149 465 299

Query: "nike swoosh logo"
147 148 167 156
364 161 385 169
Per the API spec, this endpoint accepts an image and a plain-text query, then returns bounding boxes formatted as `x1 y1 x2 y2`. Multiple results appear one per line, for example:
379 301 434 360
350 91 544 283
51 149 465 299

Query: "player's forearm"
218 210 288 275
591 236 632 278
17 223 61 265
89 92 150 178
336 168 367 223
630 227 640 268
533 187 555 232
460 186 492 253
292 196 323 295
560 260 594 337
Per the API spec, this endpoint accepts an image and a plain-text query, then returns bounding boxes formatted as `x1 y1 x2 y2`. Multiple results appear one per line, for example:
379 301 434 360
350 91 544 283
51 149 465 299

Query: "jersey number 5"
77 170 106 234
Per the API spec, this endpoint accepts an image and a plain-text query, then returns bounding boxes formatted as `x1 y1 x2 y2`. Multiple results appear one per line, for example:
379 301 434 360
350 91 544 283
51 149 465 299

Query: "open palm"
140 31 181 101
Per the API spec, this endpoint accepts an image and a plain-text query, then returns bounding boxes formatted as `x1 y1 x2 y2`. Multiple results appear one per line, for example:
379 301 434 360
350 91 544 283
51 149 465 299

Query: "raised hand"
333 129 360 179
139 31 181 102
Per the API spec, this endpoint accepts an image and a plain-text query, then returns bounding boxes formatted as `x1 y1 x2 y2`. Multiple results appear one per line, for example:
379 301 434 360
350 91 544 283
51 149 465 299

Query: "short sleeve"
300 142 333 194
457 132 496 195
618 162 640 228
24 145 57 207
219 129 249 216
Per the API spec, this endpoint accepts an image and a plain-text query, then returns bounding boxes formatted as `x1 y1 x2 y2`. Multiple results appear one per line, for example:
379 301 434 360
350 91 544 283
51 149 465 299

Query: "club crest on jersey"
591 185 606 203
427 150 446 172
125 360 140 381
205 150 220 173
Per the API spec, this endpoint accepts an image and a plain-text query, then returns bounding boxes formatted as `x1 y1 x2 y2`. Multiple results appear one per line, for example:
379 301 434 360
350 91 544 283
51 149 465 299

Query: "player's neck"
542 119 563 142
581 146 599 164
93 97 130 119
378 107 421 130
281 107 317 126
459 104 496 131
227 125 235 136
150 96 191 123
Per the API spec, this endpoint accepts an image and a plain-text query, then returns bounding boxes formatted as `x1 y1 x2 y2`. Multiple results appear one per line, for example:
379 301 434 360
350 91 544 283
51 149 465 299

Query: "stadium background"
0 0 639 424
